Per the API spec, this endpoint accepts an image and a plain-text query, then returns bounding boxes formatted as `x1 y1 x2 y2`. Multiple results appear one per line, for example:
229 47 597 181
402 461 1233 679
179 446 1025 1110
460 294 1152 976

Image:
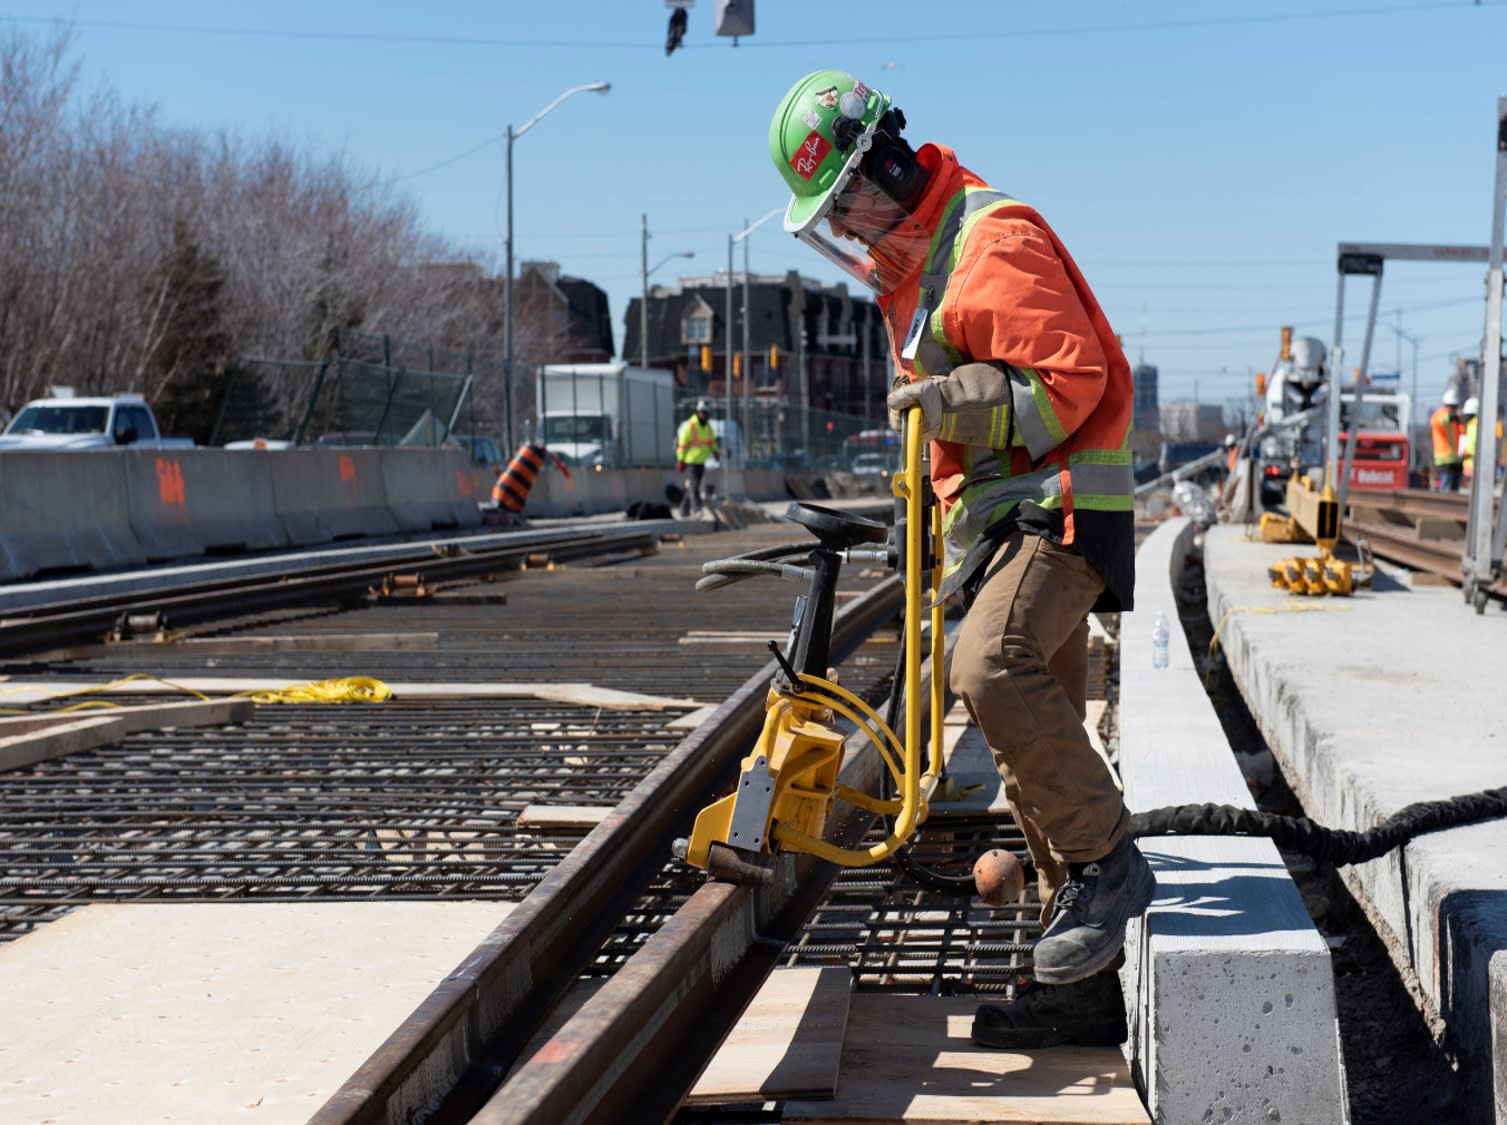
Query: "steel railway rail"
0 524 659 659
2 511 1031 1123
1346 487 1507 597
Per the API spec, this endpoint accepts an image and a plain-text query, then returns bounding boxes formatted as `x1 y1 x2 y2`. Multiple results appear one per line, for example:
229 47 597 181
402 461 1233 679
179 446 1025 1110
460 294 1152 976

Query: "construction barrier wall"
0 451 147 578
0 450 801 582
0 447 478 583
267 449 400 543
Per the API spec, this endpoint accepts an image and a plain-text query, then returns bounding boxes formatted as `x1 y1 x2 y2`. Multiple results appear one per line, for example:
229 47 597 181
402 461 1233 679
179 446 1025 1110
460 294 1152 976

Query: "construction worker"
674 399 719 515
770 70 1151 1047
1430 386 1466 492
1224 433 1239 476
1460 396 1479 484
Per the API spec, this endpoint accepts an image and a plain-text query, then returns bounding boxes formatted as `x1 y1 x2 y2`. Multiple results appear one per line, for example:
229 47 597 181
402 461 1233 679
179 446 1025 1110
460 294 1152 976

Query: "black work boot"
1031 834 1155 985
972 965 1127 1048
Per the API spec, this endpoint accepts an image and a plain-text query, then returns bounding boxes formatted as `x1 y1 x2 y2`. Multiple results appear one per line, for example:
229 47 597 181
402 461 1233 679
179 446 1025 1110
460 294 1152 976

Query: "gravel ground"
1174 542 1464 1125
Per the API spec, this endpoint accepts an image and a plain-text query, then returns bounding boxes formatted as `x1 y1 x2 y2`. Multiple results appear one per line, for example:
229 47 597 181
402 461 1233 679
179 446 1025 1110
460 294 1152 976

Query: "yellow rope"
1208 602 1349 657
241 677 393 704
0 672 392 714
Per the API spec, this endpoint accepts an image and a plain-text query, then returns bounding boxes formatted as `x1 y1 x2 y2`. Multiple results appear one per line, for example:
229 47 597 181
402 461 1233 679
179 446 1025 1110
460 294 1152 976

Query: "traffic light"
699 345 712 372
769 344 781 370
1256 372 1266 397
1280 325 1293 361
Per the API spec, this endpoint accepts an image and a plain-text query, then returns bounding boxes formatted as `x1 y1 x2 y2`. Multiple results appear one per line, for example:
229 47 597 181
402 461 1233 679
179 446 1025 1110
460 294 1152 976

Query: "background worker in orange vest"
1430 385 1466 492
674 399 719 516
771 69 1150 1048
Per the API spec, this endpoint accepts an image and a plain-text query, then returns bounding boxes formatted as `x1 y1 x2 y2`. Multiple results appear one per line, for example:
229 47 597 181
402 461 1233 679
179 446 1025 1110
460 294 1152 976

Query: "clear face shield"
787 153 931 297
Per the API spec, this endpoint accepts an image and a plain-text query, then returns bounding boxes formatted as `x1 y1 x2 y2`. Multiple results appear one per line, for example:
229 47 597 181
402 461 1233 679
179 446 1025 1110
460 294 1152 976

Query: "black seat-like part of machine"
784 502 889 550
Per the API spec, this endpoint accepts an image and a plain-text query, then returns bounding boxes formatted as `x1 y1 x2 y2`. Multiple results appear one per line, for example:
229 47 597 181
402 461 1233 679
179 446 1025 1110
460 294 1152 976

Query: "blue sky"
5 1 1505 410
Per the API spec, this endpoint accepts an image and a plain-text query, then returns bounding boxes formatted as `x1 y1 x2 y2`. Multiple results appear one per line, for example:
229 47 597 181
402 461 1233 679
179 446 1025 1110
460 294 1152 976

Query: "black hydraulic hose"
1129 784 1507 866
893 785 1507 895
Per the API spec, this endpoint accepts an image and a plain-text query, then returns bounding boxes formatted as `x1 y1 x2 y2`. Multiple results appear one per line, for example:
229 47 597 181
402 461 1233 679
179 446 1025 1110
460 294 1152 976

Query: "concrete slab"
1119 519 1348 1123
1203 522 1507 1122
0 901 512 1124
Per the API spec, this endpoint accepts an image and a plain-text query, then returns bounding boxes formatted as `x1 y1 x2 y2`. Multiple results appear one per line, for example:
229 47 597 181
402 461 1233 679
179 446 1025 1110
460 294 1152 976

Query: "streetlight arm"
733 206 784 244
515 81 611 139
649 251 695 277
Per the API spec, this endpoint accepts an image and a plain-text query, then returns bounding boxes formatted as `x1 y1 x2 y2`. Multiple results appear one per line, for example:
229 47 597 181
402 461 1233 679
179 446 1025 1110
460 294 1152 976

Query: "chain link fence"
206 329 886 473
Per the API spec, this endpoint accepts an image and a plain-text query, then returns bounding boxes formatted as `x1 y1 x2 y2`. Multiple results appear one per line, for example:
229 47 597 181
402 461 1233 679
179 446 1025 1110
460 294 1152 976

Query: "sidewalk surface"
1202 522 1507 1123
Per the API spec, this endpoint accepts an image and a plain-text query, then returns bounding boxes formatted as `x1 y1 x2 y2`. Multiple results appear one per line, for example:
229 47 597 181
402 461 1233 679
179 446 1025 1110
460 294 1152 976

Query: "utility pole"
640 213 649 370
725 237 734 452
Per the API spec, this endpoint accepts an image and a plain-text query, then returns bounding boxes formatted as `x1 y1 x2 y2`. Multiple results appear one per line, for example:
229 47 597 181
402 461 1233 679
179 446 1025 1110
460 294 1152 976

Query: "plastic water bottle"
1151 611 1170 670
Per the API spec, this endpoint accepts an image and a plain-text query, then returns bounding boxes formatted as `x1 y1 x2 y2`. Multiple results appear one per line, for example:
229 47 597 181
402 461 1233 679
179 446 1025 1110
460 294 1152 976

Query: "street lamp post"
731 208 783 469
638 221 693 368
503 81 610 450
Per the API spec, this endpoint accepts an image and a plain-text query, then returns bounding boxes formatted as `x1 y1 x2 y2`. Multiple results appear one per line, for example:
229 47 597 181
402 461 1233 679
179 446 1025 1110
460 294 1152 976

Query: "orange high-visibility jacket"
879 145 1134 611
1430 406 1464 468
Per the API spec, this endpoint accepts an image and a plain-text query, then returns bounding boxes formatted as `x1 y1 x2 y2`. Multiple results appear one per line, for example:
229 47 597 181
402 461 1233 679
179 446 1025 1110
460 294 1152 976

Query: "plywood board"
0 901 512 1124
510 967 850 1105
685 965 851 1105
4 679 703 711
784 993 1149 1124
516 804 613 830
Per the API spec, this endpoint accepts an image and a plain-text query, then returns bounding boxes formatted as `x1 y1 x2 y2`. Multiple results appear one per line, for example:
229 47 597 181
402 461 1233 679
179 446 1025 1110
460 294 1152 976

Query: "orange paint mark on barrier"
339 454 357 482
456 471 475 499
155 458 186 507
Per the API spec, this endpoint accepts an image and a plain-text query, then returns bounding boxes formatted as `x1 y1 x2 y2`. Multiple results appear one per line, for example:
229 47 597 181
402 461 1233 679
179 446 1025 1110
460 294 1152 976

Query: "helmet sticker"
789 129 832 180
838 91 866 119
815 85 840 111
803 109 821 129
852 80 870 99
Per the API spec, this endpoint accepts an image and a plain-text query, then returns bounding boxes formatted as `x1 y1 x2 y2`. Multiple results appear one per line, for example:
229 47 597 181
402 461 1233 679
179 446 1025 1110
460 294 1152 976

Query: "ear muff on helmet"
862 110 922 204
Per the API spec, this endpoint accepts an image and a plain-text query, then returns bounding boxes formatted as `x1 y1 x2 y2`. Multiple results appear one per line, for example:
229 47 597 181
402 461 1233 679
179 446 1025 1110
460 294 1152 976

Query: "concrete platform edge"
1120 519 1348 1123
1202 523 1507 1124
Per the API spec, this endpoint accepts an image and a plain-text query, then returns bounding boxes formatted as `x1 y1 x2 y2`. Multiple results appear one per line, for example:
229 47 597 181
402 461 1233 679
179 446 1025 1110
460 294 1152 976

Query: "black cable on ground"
1129 785 1507 866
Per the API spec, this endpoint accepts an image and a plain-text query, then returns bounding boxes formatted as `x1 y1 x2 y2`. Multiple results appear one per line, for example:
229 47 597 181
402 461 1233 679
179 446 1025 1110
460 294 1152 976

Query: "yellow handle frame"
772 408 946 865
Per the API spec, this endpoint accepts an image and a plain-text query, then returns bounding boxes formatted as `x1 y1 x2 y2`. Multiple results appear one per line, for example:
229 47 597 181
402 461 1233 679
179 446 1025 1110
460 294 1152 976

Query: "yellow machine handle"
772 407 943 865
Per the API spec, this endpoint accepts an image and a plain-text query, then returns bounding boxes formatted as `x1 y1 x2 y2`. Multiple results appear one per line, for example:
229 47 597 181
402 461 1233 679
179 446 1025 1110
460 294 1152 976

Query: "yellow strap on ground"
0 672 213 715
244 677 393 704
1208 603 1349 657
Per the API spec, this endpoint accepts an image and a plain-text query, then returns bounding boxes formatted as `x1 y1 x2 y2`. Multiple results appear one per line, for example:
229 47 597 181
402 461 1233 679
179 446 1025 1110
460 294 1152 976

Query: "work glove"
676 461 686 473
887 363 1017 448
887 376 946 445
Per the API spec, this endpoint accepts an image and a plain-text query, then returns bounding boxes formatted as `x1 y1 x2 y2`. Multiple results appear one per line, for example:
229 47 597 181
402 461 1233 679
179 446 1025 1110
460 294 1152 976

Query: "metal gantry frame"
1328 241 1490 516
1463 96 1507 612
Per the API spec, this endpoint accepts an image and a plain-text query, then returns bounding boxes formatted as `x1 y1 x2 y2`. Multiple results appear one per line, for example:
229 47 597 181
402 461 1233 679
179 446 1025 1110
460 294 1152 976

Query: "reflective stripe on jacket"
1431 406 1464 467
877 145 1135 611
676 417 717 465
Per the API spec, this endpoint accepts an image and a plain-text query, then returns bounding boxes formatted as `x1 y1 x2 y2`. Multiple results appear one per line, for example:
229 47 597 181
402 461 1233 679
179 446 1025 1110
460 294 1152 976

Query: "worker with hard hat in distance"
674 399 719 516
769 69 1149 1049
1431 385 1466 492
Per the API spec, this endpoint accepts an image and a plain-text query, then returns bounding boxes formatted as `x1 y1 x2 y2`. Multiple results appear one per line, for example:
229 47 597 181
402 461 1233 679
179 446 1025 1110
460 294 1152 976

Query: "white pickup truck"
0 393 195 451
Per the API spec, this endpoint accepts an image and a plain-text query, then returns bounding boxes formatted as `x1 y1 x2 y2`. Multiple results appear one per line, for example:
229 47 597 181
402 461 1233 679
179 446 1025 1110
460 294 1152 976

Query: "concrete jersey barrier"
0 450 147 579
1119 518 1348 1123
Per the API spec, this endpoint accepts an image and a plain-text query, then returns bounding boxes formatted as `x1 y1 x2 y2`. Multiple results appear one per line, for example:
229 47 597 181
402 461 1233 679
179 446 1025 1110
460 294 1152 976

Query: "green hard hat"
769 69 892 233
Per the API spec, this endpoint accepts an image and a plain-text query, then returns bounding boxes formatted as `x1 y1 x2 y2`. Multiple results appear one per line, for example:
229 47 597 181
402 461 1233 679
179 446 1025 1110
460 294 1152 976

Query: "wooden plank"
0 699 255 772
516 805 613 830
0 716 125 772
8 680 704 711
685 965 851 1105
169 633 439 652
508 968 851 1104
783 994 1149 1124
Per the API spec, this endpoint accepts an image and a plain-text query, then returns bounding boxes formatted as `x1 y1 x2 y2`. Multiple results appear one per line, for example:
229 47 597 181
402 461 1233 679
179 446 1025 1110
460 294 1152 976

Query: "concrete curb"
1202 523 1507 1124
1120 519 1348 1123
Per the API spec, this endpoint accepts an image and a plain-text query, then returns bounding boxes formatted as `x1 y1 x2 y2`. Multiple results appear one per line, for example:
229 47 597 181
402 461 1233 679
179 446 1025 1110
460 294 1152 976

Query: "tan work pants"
950 532 1129 919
